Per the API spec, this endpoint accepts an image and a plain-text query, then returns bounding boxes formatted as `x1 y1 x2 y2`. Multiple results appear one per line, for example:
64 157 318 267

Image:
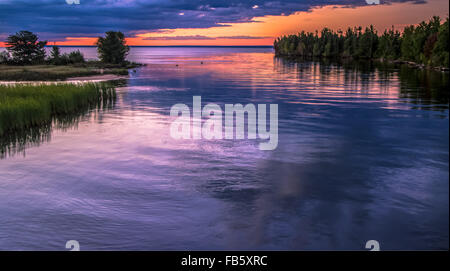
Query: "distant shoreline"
0 45 274 48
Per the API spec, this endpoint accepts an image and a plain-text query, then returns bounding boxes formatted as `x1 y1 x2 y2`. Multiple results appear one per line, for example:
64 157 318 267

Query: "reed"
0 83 116 136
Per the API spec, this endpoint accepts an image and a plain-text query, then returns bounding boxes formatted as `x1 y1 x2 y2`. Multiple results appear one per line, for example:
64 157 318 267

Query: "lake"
0 46 448 250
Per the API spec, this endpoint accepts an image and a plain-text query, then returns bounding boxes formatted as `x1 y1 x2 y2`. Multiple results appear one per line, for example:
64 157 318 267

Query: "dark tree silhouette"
96 31 130 64
274 17 449 68
6 31 47 64
50 46 60 60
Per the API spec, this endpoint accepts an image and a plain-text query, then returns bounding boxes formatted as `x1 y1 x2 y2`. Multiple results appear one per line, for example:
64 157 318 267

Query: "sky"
0 0 448 46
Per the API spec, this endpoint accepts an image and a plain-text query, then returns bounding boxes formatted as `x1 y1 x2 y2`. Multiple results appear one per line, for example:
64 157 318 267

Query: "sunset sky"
0 0 448 46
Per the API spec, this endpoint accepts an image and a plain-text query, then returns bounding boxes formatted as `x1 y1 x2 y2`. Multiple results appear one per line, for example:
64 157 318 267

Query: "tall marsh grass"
0 83 116 136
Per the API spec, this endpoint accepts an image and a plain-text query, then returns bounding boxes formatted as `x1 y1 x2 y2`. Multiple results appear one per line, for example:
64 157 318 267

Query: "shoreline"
0 73 129 85
0 62 143 83
66 73 129 81
380 58 449 72
274 55 450 72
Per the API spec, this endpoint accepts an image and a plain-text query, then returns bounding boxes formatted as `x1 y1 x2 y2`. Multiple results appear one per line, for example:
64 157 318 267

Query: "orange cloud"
128 0 449 45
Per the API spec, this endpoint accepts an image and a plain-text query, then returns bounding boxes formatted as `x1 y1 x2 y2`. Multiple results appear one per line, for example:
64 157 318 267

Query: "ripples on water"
0 47 448 250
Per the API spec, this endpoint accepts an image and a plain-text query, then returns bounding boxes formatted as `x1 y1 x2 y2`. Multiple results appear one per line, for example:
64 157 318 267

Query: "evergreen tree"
273 16 448 68
96 31 130 64
6 31 47 64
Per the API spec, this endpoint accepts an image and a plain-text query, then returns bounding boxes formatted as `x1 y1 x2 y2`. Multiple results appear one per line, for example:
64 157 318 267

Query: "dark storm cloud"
0 0 426 40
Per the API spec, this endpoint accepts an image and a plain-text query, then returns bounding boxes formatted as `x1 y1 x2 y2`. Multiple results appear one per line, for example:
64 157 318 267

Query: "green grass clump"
0 65 100 81
0 83 116 136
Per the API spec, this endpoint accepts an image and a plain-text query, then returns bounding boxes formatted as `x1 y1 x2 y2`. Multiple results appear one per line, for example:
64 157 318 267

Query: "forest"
274 16 449 68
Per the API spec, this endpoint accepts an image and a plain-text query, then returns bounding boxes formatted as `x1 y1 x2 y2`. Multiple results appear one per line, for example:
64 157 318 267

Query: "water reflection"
0 48 448 250
274 57 449 111
0 124 51 159
398 65 449 110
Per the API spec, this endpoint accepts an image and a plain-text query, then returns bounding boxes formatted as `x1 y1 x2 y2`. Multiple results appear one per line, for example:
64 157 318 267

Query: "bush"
67 50 85 64
48 46 61 64
49 49 85 65
0 51 11 64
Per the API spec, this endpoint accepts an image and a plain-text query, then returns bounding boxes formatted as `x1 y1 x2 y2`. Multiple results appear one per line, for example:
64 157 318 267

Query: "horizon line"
0 45 274 48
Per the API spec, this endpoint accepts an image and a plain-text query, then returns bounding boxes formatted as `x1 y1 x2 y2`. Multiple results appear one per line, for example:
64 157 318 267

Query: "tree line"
0 31 130 65
274 16 449 68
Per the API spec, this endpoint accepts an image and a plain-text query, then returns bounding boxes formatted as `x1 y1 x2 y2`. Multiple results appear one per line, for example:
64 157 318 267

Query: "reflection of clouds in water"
195 98 447 249
0 48 447 250
115 53 448 249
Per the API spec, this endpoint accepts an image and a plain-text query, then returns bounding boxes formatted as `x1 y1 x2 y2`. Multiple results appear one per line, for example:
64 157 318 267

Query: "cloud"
0 0 428 40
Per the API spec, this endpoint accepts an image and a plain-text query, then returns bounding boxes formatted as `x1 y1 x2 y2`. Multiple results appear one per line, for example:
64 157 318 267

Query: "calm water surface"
0 47 448 250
